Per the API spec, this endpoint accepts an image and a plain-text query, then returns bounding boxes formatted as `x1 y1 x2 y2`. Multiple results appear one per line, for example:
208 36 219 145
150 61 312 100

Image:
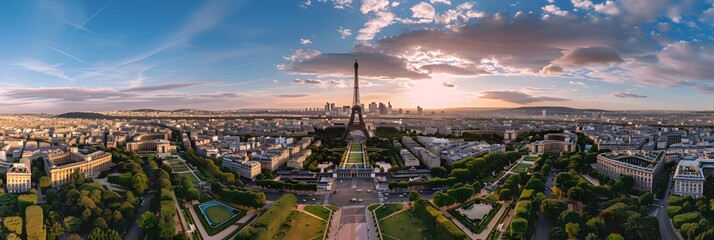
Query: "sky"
1 0 714 113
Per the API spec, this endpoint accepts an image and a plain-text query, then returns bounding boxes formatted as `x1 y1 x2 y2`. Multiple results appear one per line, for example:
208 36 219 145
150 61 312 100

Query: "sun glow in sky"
1 0 714 112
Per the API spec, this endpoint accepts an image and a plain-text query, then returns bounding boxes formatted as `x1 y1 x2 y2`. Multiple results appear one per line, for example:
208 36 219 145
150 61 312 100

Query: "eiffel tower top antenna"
353 59 360 107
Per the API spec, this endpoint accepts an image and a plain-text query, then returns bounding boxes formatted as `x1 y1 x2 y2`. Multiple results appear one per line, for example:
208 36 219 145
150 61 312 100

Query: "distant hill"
56 112 111 119
508 106 609 115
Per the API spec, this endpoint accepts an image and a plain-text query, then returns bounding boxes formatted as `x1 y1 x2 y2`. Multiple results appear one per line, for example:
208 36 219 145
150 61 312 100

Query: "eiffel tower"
342 59 370 140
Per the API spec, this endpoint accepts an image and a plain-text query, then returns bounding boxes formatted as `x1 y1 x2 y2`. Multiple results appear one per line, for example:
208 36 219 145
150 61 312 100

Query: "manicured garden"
511 163 532 173
194 201 246 235
448 199 501 233
282 211 326 240
304 206 333 220
379 209 434 240
178 172 200 184
374 204 404 220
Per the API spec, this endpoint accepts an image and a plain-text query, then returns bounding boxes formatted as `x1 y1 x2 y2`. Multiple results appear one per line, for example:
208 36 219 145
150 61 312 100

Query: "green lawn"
375 204 404 220
325 205 339 212
524 156 538 162
511 163 532 173
380 209 434 240
277 211 326 240
368 204 382 211
205 205 233 224
347 153 364 163
178 172 200 184
304 206 332 220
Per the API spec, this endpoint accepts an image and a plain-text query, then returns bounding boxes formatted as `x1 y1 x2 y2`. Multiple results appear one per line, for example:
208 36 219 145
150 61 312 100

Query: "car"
351 198 357 202
358 199 363 202
384 193 390 196
357 189 362 192
367 189 372 193
384 197 388 200
312 198 316 201
398 195 403 198
302 199 307 202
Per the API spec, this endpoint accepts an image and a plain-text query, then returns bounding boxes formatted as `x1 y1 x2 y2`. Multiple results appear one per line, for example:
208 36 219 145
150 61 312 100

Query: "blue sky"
1 0 714 112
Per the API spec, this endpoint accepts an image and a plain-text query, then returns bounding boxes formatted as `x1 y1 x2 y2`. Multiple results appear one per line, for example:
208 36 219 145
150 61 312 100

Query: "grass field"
167 160 191 172
511 163 532 173
343 143 366 166
277 211 326 240
375 204 404 220
304 206 332 220
199 201 238 227
524 156 538 162
206 205 233 224
178 172 200 184
380 209 434 240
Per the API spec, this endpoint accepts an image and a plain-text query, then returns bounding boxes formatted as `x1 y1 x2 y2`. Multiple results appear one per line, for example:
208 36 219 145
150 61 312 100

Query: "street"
656 173 682 240
124 193 153 240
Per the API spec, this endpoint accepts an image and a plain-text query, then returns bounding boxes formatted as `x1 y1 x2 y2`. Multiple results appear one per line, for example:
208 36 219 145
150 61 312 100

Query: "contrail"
46 46 95 66
71 0 112 35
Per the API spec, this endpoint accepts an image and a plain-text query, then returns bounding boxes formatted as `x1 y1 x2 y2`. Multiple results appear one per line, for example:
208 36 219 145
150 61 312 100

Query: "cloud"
12 59 74 82
293 78 324 85
274 94 310 98
125 82 210 92
333 0 352 9
411 2 435 19
543 4 568 16
272 80 280 84
357 11 395 41
610 92 647 98
300 38 312 45
442 82 456 88
280 50 429 79
3 87 129 102
569 81 588 86
419 64 489 76
430 0 450 5
571 0 593 9
360 0 390 14
70 0 112 35
622 41 714 86
540 64 564 75
338 27 352 39
555 47 624 66
593 1 620 15
478 90 568 104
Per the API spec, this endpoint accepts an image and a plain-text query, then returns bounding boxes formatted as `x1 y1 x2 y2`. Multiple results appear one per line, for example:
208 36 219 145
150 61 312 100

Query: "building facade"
6 160 32 193
596 150 666 191
529 132 578 154
221 156 261 180
672 159 714 198
43 149 113 189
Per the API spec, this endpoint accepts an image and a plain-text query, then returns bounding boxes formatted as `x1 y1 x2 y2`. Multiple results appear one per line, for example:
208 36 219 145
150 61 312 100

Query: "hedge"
673 212 702 228
25 205 45 240
414 198 467 239
212 183 266 209
107 172 133 188
3 216 22 234
667 206 682 218
235 194 297 240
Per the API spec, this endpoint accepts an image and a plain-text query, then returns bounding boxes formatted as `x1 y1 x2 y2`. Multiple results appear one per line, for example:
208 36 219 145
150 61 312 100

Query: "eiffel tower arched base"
342 106 370 140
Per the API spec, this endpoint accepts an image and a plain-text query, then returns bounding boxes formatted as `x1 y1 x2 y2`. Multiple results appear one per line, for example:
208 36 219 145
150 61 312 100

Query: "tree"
433 191 456 207
567 187 585 202
565 222 580 239
559 210 582 225
525 178 545 192
25 205 45 240
185 188 201 201
586 217 605 237
47 221 64 240
39 176 52 188
639 192 654 206
70 168 85 186
555 172 574 191
541 199 568 220
451 168 471 182
550 227 567 240
498 188 513 201
3 216 23 234
68 234 82 240
131 172 149 194
606 233 625 240
510 218 528 240
137 212 158 230
408 190 420 201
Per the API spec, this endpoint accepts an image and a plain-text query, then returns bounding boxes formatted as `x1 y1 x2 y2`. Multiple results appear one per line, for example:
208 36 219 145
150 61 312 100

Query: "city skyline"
2 0 714 113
